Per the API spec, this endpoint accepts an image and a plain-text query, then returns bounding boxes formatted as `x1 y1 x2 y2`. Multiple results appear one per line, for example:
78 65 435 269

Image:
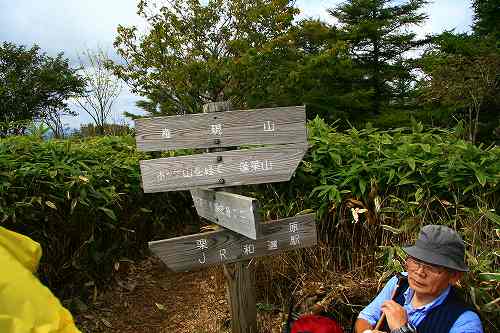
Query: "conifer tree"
329 0 429 115
473 0 500 39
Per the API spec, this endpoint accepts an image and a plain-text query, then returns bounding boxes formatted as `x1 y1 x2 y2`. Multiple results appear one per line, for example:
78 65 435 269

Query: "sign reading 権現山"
135 104 317 333
135 106 307 151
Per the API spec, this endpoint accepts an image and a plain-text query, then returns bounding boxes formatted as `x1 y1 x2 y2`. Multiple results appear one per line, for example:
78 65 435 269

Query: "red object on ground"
291 314 344 333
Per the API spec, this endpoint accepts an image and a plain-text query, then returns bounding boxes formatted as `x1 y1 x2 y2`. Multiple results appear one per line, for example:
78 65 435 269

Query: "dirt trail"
76 256 235 333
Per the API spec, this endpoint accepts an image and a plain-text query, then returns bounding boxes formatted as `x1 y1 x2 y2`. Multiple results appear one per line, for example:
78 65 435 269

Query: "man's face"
406 257 460 299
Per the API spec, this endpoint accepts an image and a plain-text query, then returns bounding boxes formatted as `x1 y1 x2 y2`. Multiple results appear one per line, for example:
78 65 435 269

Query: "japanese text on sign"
263 121 275 132
192 196 251 224
289 221 300 246
161 128 172 139
210 124 223 136
240 160 273 174
157 164 223 183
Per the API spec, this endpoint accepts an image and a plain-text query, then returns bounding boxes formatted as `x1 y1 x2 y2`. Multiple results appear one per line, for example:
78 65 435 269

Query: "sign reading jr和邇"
149 213 316 272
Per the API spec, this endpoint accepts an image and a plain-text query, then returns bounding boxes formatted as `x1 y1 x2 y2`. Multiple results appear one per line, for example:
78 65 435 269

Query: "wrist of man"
390 322 417 333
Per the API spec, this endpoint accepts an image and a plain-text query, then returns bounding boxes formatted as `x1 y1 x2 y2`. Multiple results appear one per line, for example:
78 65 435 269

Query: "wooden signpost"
135 102 317 333
140 144 307 193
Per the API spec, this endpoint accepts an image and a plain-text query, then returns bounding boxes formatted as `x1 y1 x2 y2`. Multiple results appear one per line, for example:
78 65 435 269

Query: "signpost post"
135 102 316 333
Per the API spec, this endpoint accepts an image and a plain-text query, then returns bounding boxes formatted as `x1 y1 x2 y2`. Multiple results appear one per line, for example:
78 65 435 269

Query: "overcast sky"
0 0 474 129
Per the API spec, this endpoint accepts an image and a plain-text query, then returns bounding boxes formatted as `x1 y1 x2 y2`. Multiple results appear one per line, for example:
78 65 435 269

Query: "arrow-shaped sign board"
149 213 317 272
135 106 306 151
190 189 260 240
140 144 307 193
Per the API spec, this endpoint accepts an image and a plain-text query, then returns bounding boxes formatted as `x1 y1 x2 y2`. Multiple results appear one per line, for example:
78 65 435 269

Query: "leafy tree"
76 48 122 135
329 0 430 115
417 0 500 144
111 0 299 116
0 42 85 136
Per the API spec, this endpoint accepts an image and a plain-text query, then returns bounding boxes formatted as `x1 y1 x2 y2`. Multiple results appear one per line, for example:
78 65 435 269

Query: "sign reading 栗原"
149 213 316 272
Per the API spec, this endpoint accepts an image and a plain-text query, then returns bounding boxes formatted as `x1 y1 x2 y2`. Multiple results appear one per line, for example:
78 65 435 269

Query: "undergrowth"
1 119 498 331
251 117 499 332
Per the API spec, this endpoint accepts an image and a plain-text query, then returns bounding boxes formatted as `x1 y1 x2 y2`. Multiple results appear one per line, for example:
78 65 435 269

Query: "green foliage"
308 117 499 215
473 0 500 39
76 122 134 137
305 118 499 329
254 118 499 330
0 42 85 135
111 0 299 116
75 48 122 135
231 20 373 122
1 119 498 329
0 135 196 298
418 31 500 144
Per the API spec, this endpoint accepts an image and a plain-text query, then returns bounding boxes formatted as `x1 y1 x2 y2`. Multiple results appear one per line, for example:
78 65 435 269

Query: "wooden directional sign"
191 189 260 240
135 106 306 151
149 213 317 272
140 144 307 193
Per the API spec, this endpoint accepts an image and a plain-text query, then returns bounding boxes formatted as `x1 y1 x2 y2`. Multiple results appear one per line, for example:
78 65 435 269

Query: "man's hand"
380 300 408 330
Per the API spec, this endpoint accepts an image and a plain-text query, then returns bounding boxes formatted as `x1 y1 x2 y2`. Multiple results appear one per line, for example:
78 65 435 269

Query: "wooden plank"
140 144 308 193
135 106 307 151
190 189 260 240
149 213 317 272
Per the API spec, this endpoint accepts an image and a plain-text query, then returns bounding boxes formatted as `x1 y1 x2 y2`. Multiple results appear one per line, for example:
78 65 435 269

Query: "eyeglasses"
406 256 448 275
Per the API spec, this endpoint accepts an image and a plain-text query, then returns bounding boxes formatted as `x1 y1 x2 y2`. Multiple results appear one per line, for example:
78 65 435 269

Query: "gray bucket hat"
404 224 469 272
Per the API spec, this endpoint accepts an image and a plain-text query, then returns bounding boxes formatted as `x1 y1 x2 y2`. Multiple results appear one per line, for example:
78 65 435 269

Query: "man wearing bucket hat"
354 225 483 333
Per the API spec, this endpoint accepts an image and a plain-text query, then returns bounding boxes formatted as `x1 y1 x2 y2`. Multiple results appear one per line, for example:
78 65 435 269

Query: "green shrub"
1 120 498 330
0 135 196 298
310 117 499 330
252 118 499 331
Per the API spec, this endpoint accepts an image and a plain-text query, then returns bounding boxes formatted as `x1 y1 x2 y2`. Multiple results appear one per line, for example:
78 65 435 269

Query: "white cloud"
295 0 473 36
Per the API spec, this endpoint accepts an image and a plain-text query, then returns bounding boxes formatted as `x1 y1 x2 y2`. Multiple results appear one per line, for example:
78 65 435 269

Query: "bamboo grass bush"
0 134 197 298
251 117 499 332
1 119 498 330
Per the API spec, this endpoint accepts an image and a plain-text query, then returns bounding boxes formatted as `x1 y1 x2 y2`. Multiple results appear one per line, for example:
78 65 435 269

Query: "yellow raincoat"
0 226 81 333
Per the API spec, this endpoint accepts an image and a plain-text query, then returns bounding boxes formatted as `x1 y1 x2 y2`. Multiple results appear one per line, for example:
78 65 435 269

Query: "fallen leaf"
101 318 112 328
155 302 166 311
